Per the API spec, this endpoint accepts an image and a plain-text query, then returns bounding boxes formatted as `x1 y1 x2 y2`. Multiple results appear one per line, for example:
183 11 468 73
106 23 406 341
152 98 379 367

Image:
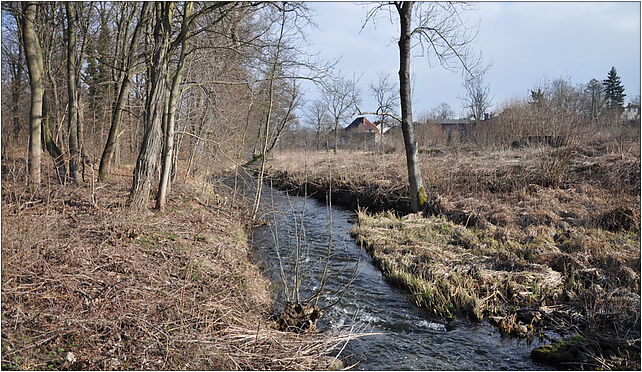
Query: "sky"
299 1 641 121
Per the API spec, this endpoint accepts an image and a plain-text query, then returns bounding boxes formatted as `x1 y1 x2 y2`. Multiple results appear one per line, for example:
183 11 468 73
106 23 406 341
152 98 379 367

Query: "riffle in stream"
244 180 552 370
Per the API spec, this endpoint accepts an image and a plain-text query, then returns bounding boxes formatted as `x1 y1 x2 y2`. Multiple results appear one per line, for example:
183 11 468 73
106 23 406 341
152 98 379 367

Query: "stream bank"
1 161 339 370
265 169 412 214
262 150 641 370
244 173 552 370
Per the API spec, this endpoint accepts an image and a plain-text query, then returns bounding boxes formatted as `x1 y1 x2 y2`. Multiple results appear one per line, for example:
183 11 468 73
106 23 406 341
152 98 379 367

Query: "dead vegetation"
265 139 640 369
267 141 639 232
351 212 640 365
1 158 349 370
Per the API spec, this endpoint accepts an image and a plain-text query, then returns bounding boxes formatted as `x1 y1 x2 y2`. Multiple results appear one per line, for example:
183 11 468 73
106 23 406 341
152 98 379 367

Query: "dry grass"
268 142 640 232
352 212 639 333
351 212 566 322
266 140 640 369
1 157 349 370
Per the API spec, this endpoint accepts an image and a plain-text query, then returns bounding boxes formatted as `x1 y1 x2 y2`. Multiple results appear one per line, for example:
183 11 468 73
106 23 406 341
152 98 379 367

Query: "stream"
232 176 552 370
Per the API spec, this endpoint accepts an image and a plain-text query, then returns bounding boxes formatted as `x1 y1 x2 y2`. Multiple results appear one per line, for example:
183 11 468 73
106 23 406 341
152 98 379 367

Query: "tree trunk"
42 95 66 183
99 3 148 182
333 121 339 154
397 2 425 212
99 75 131 181
22 2 44 185
185 95 207 177
251 71 276 219
66 2 81 183
10 47 24 142
130 2 173 210
156 2 191 210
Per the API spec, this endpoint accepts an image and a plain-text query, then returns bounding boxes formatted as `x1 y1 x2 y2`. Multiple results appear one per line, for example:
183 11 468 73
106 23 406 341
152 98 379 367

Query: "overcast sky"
300 1 641 121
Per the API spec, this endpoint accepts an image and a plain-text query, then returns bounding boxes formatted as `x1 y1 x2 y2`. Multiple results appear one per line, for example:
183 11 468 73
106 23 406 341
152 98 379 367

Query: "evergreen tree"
602 66 626 110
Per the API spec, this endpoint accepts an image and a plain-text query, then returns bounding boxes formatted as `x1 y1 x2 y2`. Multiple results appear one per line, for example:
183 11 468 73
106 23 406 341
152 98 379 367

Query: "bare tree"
306 100 330 151
98 2 149 182
462 73 492 123
129 2 174 210
396 2 424 211
370 72 399 149
131 1 235 210
322 75 359 154
156 2 193 210
251 8 289 219
11 2 68 183
430 102 455 120
365 1 478 212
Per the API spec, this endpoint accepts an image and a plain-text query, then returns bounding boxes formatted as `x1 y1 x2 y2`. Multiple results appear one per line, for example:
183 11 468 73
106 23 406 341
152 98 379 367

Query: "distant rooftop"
345 117 380 133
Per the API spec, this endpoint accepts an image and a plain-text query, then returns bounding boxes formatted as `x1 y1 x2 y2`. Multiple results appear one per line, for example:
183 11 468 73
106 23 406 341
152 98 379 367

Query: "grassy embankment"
266 141 640 369
1 155 347 370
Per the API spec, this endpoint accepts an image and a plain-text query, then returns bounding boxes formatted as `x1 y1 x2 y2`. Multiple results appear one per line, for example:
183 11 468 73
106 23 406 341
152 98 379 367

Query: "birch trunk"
333 121 338 154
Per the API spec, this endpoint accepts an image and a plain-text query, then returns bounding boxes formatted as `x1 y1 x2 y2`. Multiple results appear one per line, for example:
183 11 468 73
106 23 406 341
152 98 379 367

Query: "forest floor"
266 139 641 369
0 153 347 370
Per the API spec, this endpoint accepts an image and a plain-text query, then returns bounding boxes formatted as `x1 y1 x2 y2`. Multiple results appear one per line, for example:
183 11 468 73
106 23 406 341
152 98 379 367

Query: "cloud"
301 1 640 117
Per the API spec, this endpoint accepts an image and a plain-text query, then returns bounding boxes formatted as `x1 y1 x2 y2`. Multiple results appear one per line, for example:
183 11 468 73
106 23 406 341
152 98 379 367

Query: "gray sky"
300 1 641 121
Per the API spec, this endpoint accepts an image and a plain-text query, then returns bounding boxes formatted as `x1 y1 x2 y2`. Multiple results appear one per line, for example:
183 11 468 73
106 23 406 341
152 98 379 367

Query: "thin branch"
356 108 402 124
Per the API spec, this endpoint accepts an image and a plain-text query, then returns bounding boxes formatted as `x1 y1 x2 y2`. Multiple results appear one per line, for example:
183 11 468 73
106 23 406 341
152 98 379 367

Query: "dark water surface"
232 176 551 370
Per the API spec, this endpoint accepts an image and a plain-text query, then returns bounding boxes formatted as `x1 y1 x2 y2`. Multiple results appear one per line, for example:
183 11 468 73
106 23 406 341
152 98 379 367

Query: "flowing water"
234 177 552 370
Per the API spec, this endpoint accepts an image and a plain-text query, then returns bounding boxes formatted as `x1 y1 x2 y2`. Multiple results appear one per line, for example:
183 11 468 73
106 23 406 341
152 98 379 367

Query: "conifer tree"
602 66 626 110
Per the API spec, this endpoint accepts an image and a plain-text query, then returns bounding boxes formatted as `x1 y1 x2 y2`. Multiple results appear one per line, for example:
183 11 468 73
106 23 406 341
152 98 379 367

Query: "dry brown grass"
1 157 348 370
268 141 640 232
266 140 640 369
351 211 640 369
352 213 565 321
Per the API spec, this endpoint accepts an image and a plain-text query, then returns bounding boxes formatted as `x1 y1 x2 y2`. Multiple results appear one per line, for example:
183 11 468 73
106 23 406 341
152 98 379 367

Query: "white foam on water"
417 320 447 332
360 312 384 324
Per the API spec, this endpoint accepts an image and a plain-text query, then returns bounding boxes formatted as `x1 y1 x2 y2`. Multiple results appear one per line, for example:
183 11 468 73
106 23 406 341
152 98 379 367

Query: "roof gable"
345 117 380 133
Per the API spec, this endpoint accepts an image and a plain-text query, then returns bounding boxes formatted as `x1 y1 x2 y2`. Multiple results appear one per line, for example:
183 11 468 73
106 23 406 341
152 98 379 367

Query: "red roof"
345 117 380 134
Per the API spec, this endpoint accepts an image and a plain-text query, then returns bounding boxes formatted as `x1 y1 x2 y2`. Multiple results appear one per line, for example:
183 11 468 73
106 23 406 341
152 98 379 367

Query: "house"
373 120 394 135
432 113 496 139
342 117 381 148
431 118 474 142
622 103 640 121
432 118 472 131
